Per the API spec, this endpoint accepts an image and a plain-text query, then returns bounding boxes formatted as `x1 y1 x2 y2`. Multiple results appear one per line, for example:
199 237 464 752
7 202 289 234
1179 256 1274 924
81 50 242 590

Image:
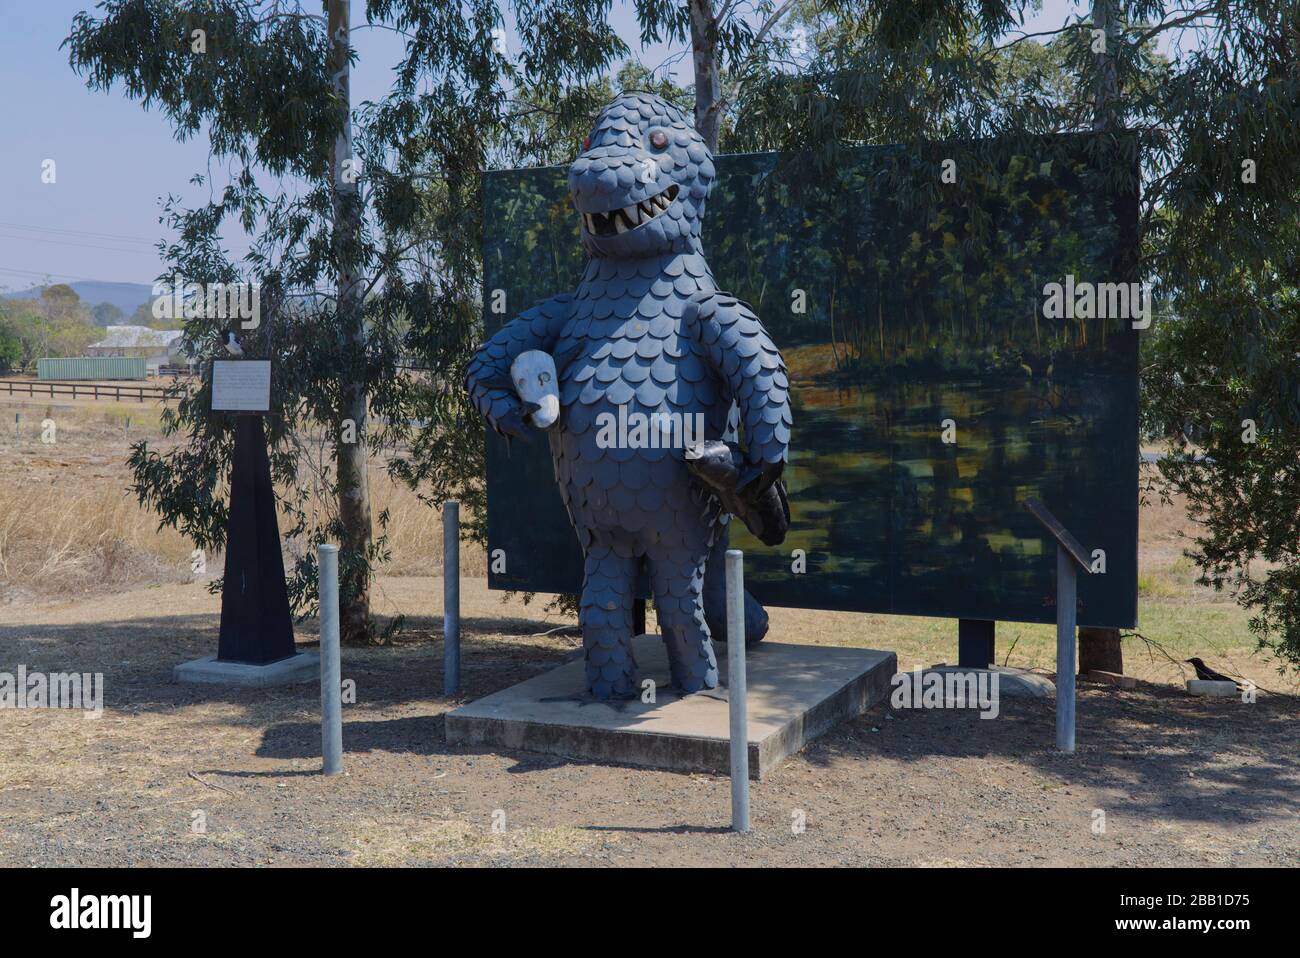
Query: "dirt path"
1 579 1296 866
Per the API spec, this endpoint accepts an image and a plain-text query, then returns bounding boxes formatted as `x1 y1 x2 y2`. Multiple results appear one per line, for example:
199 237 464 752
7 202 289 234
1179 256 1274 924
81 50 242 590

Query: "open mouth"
582 184 679 237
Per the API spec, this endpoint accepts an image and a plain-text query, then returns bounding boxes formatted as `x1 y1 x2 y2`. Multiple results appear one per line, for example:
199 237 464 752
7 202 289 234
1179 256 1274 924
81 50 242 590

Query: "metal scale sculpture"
466 93 792 699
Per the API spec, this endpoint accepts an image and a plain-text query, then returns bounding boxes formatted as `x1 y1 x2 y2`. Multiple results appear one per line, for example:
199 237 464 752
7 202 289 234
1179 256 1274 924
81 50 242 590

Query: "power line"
0 230 160 257
0 264 152 286
0 220 160 246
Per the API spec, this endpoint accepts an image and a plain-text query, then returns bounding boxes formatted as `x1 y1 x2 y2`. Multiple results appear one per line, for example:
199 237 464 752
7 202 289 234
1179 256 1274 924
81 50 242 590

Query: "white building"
87 326 189 374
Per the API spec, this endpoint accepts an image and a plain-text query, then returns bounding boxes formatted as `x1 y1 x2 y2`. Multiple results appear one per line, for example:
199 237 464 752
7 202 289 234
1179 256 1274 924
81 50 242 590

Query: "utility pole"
327 0 373 643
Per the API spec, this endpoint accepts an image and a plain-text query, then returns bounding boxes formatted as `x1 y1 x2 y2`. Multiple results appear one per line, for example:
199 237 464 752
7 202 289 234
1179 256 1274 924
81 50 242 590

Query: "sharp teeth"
588 197 678 237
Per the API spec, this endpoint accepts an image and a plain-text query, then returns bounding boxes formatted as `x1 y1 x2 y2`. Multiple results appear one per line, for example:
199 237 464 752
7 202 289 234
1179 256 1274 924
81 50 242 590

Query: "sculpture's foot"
579 543 640 700
702 529 770 645
661 624 720 693
704 586 770 646
584 630 639 701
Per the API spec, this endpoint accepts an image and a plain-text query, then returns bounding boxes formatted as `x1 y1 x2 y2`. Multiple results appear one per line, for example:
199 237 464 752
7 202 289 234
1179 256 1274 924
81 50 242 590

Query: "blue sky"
0 1 1102 291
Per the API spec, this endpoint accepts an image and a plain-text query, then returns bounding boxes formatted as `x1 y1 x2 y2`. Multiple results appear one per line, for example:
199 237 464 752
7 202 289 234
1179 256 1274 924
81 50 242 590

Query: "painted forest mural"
482 139 1138 627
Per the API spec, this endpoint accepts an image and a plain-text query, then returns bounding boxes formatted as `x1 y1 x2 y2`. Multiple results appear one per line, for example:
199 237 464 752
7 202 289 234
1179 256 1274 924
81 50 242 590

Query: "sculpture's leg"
647 544 719 693
702 523 770 646
580 540 640 700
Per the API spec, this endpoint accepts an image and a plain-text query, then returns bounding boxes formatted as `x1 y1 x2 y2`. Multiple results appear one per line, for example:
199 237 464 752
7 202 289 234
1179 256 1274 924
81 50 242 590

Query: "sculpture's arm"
689 291 791 489
464 294 573 438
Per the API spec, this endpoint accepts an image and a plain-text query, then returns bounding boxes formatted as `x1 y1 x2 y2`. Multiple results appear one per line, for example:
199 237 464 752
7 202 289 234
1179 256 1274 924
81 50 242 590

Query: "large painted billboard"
481 139 1138 628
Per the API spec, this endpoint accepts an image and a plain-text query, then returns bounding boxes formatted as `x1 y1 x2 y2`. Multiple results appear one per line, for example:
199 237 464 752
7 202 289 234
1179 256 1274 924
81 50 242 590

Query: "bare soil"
2 576 1296 867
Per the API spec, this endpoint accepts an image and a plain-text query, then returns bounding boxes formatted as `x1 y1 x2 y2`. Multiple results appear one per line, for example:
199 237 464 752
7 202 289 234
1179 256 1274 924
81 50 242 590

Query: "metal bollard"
318 543 343 775
1056 545 1077 753
444 500 461 697
726 548 750 832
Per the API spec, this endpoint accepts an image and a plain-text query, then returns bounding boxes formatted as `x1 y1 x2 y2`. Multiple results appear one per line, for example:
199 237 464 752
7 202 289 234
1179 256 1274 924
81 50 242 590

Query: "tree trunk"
1081 1 1123 673
688 0 722 152
1079 626 1124 674
328 0 373 644
1092 0 1119 133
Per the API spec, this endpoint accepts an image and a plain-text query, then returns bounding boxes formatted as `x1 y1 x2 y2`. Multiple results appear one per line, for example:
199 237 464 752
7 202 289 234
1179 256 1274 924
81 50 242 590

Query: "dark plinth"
217 415 295 664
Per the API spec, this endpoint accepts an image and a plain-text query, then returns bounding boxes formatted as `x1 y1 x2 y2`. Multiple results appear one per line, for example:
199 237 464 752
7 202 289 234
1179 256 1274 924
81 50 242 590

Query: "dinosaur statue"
466 92 791 699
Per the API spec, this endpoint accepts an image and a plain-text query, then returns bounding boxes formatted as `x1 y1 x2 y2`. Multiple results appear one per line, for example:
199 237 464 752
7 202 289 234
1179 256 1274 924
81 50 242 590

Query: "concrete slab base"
446 635 896 779
926 664 1056 698
173 651 319 687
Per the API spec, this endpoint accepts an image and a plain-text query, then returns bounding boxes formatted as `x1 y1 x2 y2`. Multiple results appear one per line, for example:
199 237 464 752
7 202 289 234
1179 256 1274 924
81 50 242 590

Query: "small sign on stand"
175 358 311 685
212 360 272 413
212 360 296 665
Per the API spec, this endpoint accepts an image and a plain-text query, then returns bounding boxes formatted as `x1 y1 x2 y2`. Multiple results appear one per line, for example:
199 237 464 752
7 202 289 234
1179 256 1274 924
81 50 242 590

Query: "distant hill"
1 280 154 315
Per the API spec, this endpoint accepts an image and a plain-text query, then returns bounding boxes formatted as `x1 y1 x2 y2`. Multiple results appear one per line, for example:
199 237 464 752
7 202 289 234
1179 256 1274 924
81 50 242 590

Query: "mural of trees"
482 137 1137 627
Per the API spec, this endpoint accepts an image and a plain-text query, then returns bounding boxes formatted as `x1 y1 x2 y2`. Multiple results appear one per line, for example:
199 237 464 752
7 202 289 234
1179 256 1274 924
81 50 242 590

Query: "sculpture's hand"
493 399 542 441
738 458 784 497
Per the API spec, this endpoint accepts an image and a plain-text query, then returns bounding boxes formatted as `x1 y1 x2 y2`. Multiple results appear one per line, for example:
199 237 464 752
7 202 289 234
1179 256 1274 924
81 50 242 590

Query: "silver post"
319 543 343 775
726 548 750 832
444 499 461 697
1056 544 1077 753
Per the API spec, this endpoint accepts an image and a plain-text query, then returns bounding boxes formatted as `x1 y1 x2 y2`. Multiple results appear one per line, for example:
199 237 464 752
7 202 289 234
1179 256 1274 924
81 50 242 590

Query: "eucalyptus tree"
730 0 1300 670
66 0 629 642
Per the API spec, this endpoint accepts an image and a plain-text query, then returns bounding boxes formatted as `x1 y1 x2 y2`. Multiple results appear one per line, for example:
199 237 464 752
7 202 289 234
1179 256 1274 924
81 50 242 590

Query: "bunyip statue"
466 92 792 700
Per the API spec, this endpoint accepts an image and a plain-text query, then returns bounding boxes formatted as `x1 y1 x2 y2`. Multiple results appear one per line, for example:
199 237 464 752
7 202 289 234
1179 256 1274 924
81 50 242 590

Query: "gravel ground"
1 578 1296 867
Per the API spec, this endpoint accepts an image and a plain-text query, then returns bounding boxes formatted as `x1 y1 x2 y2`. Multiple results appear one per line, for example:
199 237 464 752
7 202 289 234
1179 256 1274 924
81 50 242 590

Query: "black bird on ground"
1185 657 1243 686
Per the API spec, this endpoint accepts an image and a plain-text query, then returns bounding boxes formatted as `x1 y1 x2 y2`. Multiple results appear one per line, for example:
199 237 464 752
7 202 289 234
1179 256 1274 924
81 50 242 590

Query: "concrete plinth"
173 651 319 687
446 635 896 779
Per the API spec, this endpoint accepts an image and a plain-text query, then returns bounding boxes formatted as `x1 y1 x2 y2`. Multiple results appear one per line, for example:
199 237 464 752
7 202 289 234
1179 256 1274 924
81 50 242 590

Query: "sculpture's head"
568 92 715 259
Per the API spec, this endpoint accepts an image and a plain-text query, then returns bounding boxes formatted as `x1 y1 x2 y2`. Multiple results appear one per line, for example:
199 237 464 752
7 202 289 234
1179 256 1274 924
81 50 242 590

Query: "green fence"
36 357 147 381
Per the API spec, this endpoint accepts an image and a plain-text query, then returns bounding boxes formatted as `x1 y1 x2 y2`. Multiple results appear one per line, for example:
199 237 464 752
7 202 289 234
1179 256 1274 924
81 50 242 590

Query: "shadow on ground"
3 609 1297 836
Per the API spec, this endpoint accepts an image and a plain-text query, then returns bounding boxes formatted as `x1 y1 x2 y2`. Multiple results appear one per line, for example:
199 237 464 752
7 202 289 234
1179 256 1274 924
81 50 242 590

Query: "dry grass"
348 816 598 865
0 402 192 601
0 398 485 601
0 481 193 599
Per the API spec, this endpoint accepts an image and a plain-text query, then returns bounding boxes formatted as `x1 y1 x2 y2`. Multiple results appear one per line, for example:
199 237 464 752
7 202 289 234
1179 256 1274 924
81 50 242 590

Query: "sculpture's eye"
539 371 551 385
517 378 526 389
649 129 668 150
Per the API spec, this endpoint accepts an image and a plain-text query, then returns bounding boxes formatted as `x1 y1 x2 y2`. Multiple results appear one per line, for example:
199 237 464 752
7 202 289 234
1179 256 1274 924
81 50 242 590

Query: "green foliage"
62 0 1300 665
0 291 100 366
91 302 126 327
65 0 636 628
0 315 23 374
726 0 1300 668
